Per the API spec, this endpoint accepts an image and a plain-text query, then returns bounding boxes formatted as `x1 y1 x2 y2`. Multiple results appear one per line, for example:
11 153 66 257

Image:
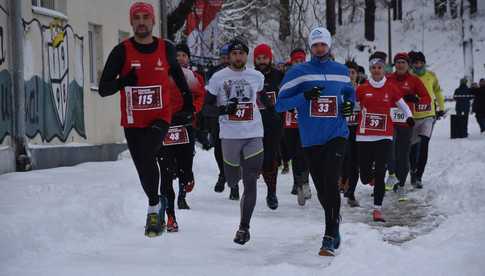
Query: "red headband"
130 2 155 21
290 51 306 63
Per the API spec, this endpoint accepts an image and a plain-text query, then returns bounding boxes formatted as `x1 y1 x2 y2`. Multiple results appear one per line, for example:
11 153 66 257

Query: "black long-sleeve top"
98 37 190 98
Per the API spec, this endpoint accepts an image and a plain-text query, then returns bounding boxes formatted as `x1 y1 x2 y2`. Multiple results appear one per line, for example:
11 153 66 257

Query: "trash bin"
450 114 468 138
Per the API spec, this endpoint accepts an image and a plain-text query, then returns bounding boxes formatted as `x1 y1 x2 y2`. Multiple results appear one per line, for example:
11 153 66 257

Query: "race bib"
126 85 163 124
347 111 359 126
390 108 407 123
228 102 254 121
364 113 387 131
310 96 337 118
415 103 431 112
284 111 298 128
163 126 189 146
257 91 277 110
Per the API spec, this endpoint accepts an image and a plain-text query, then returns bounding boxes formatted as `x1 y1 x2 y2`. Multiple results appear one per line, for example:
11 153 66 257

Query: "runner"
169 43 206 210
156 45 205 232
281 48 312 205
253 43 284 210
98 2 193 237
341 59 361 207
408 51 446 189
276 27 355 256
356 54 414 222
204 39 265 245
387 52 431 201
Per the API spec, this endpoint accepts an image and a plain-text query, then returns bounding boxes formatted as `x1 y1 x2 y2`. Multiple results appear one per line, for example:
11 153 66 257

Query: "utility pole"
160 0 167 38
387 0 392 64
461 0 474 82
10 0 31 171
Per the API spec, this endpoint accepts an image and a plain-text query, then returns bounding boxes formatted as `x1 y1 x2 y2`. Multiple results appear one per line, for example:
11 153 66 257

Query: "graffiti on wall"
23 18 86 142
0 2 12 143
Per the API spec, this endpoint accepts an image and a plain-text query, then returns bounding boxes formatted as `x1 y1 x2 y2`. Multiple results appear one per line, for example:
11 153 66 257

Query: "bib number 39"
364 113 387 131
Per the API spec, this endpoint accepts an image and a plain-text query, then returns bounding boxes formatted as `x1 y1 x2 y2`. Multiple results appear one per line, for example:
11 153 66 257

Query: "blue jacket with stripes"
276 56 356 147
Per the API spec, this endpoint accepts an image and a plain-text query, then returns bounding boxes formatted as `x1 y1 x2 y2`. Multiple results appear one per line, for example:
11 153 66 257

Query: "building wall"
0 0 161 173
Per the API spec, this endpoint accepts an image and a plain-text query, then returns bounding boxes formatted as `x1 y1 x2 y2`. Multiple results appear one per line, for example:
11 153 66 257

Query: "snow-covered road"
1 117 484 276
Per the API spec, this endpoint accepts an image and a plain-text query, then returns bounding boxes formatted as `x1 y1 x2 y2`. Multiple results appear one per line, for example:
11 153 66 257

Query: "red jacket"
387 72 431 127
169 68 205 116
356 80 402 138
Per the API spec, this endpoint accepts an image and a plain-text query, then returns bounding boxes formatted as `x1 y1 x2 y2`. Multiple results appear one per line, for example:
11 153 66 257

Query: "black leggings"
209 118 225 179
358 140 391 206
284 128 309 186
124 126 168 207
410 136 430 180
262 128 282 193
157 127 195 215
304 137 346 238
342 127 359 200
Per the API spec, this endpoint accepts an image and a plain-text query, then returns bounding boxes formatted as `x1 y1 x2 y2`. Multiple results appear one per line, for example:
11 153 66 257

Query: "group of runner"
99 2 445 257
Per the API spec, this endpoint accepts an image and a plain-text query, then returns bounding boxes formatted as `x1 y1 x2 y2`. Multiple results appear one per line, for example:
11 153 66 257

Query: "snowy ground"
1 116 484 276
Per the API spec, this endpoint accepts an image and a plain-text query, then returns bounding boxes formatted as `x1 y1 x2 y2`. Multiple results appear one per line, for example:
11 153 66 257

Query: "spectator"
471 78 485 135
454 78 473 116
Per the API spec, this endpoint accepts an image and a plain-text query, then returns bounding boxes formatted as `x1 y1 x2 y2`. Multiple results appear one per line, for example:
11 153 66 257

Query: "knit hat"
219 43 230 56
130 2 155 23
409 51 426 64
253 43 273 63
308 27 332 48
393 52 409 63
290 48 306 63
369 51 387 62
228 39 249 54
176 43 191 58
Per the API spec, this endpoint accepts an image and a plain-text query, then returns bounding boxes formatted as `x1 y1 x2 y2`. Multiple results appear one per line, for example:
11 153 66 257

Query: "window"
88 23 103 89
32 0 55 10
31 0 67 19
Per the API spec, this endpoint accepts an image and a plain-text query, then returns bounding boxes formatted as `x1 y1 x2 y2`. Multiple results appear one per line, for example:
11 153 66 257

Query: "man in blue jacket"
276 27 355 256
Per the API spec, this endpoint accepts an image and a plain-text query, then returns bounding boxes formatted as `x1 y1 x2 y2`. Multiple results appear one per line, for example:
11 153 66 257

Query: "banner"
185 0 223 64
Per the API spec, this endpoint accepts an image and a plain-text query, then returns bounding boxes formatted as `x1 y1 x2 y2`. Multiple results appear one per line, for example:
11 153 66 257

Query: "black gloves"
171 111 193 125
436 110 445 119
343 100 353 117
182 92 194 113
151 119 169 135
403 94 420 103
406 117 415 127
219 98 239 115
304 86 323 101
118 68 137 89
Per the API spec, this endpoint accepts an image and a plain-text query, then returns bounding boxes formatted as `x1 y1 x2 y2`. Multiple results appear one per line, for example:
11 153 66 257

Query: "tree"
326 0 336 35
435 0 447 17
365 0 376 41
279 0 290 41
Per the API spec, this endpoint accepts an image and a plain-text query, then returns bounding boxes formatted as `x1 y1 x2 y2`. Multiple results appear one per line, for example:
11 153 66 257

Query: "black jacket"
472 86 485 115
259 67 284 132
454 84 472 113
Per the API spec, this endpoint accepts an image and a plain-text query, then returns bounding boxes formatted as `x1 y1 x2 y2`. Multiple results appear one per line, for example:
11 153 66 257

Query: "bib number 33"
310 96 337 117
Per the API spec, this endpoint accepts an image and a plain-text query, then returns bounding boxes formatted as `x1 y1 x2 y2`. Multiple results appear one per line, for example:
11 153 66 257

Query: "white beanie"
308 27 332 48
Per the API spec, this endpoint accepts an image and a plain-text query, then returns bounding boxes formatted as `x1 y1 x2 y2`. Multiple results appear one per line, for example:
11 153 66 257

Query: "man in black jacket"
472 78 485 134
253 43 284 209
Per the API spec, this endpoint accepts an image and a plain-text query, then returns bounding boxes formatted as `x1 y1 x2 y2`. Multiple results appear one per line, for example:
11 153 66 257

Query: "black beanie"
228 39 249 54
409 51 426 64
176 43 191 58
